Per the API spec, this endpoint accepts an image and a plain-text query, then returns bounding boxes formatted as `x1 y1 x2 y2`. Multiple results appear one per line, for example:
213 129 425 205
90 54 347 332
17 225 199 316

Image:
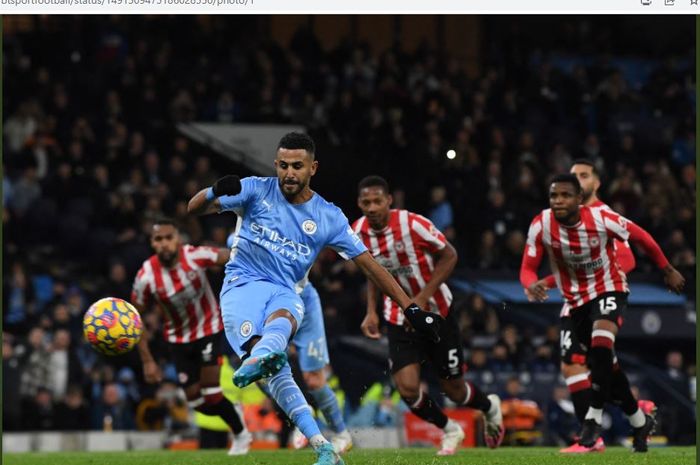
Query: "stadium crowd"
3 16 696 445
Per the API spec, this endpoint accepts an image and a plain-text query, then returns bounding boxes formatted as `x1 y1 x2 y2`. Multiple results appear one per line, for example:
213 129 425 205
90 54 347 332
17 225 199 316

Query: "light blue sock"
269 363 322 441
250 317 292 359
310 385 346 433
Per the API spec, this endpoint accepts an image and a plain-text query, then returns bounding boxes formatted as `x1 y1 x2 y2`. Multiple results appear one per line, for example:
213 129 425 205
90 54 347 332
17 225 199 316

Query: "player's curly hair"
550 173 582 194
278 132 316 159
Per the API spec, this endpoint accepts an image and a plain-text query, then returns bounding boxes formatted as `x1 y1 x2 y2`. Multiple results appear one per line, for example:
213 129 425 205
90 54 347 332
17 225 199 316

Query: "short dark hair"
358 175 390 194
550 173 582 194
152 216 179 230
278 132 315 158
571 158 600 177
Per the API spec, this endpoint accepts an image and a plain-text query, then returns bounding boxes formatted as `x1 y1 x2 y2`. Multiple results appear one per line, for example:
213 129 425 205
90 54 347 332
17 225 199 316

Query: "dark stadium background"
2 15 696 446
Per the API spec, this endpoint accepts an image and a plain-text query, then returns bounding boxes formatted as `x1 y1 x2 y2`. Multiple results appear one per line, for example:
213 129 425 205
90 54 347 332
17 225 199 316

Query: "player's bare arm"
354 251 443 342
361 280 381 339
413 242 457 310
187 175 242 216
216 248 231 266
133 302 163 384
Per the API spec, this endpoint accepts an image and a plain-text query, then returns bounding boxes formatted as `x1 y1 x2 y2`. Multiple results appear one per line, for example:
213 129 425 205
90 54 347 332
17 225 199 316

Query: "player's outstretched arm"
360 280 381 339
353 251 442 342
626 221 685 294
187 175 242 216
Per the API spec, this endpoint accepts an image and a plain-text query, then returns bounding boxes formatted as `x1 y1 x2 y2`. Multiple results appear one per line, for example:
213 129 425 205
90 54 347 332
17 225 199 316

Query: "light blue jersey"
221 177 366 293
220 177 366 357
227 232 329 371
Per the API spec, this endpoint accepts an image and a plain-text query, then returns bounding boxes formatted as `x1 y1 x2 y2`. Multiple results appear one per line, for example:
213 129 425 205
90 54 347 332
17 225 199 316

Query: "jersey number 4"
560 330 572 350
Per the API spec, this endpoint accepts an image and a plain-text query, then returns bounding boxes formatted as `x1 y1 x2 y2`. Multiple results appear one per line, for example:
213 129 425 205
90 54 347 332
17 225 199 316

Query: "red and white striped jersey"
352 209 453 326
589 200 635 272
132 245 223 344
523 205 630 314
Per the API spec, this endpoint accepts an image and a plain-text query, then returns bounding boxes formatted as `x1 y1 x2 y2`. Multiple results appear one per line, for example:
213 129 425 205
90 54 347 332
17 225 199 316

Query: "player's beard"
368 211 389 230
158 250 178 267
553 208 578 225
582 187 594 204
280 179 305 198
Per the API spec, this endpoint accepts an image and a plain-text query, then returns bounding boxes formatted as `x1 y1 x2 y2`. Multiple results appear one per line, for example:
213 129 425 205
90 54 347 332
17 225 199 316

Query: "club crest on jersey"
187 271 197 281
240 321 253 338
395 241 406 253
589 237 600 248
302 220 317 235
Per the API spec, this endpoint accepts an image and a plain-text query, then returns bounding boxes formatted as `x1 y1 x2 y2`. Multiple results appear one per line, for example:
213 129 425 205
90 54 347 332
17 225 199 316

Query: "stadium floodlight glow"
446 150 456 160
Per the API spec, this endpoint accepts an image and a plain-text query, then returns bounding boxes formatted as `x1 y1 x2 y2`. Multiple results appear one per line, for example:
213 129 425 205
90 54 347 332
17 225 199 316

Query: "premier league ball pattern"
83 297 143 356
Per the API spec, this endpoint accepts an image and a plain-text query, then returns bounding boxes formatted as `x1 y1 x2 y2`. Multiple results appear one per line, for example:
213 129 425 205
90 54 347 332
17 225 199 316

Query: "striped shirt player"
132 218 251 456
352 209 452 326
132 244 224 344
519 174 684 453
521 204 671 314
355 175 505 454
542 199 636 316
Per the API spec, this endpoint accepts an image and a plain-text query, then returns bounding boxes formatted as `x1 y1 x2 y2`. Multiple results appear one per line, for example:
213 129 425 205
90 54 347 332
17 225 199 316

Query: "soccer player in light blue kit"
189 132 439 465
226 232 352 453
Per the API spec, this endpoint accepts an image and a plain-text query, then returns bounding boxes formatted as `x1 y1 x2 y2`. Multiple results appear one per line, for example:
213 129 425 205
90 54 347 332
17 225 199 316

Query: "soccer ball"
83 297 143 356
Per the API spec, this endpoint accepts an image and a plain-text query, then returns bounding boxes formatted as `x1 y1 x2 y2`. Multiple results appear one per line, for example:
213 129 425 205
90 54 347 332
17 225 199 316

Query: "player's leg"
433 311 503 450
560 312 593 425
231 308 298 386
393 363 452 429
249 286 342 464
193 334 251 455
607 355 656 452
302 368 351 454
171 343 206 412
221 281 296 388
387 323 456 455
580 292 654 450
296 286 351 453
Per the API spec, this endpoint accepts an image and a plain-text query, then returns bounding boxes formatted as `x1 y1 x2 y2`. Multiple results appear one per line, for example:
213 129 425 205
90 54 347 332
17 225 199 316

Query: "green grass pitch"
2 447 696 465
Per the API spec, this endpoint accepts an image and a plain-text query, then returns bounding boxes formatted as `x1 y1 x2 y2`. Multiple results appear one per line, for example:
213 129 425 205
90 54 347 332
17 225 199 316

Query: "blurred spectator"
529 345 557 374
458 293 499 340
4 262 34 332
499 325 530 369
54 385 91 431
24 387 56 431
501 377 543 446
47 329 81 399
3 335 23 431
91 382 136 431
135 381 189 432
19 327 52 401
546 385 578 446
102 261 133 300
10 166 41 217
428 185 455 240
